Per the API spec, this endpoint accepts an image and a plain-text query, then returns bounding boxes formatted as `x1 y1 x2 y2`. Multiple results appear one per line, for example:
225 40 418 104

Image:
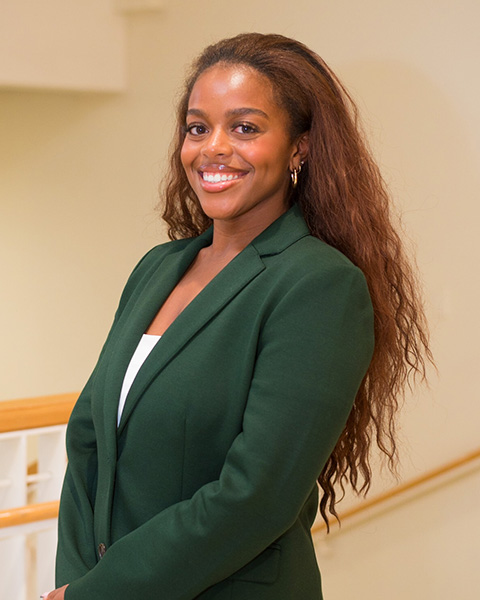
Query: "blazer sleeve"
56 369 99 582
63 263 374 600
56 246 164 585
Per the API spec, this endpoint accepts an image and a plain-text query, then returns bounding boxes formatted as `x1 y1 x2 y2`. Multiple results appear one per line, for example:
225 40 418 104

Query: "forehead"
187 64 280 114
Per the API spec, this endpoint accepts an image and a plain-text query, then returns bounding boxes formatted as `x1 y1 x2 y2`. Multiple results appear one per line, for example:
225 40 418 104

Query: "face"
181 64 304 229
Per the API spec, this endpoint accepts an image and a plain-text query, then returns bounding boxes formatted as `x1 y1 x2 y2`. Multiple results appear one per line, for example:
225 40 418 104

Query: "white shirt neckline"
117 334 161 426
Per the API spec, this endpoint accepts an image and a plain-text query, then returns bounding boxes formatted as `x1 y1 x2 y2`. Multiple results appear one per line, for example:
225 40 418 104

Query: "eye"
233 123 259 135
186 123 208 136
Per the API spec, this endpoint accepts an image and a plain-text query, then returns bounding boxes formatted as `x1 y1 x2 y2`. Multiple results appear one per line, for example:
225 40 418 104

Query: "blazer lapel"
102 231 212 447
116 242 265 434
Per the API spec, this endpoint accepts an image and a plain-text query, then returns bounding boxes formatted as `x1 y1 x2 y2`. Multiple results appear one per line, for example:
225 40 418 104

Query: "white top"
117 334 161 426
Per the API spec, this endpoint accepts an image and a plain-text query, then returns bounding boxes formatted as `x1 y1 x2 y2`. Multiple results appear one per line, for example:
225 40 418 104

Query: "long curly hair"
161 33 432 529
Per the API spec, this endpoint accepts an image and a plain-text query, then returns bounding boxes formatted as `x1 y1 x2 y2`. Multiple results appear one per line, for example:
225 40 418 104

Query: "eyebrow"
186 107 269 119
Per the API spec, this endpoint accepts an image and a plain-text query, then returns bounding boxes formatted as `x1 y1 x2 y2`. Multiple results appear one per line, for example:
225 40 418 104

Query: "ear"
289 132 309 170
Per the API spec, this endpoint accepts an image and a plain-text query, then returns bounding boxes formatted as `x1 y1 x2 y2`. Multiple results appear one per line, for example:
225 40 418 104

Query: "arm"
64 265 374 599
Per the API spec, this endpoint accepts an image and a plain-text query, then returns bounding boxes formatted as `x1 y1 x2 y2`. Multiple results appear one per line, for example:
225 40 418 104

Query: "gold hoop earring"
290 161 304 188
291 168 298 188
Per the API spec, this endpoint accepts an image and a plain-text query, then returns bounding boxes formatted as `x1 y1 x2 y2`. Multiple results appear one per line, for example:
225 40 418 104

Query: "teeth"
202 172 241 183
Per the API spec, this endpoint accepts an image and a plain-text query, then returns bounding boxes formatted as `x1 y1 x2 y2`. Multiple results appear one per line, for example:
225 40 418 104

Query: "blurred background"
1 1 479 598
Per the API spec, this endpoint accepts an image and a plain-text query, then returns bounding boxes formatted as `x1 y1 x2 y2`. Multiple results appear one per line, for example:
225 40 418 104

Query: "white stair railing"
0 425 67 599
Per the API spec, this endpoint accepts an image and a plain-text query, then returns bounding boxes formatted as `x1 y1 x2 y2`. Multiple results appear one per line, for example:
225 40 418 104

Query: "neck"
208 224 261 258
207 203 289 259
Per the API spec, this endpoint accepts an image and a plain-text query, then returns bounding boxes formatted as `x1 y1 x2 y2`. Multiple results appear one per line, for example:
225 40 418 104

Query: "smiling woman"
49 33 432 600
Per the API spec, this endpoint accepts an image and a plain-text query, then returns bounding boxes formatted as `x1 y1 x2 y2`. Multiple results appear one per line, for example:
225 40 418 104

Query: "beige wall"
1 1 479 597
0 0 125 90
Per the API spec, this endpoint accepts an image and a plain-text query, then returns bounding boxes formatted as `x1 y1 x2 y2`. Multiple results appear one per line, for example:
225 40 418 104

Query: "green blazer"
56 204 374 600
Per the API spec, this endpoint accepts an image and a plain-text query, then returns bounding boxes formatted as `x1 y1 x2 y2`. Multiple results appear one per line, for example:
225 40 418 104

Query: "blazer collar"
111 203 311 435
176 201 310 256
251 202 310 256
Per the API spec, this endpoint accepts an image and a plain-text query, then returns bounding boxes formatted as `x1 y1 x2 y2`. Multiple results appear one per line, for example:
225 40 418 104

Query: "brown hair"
161 33 432 528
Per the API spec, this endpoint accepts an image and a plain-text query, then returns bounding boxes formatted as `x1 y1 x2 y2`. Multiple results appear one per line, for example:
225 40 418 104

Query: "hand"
42 585 68 600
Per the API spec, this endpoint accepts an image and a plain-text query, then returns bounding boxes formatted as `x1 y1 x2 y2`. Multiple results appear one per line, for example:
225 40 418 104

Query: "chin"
198 197 240 221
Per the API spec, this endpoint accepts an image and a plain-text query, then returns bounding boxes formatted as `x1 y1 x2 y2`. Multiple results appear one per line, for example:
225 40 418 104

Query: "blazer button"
98 543 106 559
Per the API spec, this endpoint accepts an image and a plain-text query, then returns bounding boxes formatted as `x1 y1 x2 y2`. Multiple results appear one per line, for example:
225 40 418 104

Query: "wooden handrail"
0 501 59 529
0 392 78 433
312 446 480 534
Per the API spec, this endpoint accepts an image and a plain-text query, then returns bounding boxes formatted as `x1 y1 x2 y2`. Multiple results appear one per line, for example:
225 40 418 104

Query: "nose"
202 127 232 158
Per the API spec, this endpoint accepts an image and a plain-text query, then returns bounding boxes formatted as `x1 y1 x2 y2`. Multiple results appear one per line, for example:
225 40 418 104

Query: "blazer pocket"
231 543 281 584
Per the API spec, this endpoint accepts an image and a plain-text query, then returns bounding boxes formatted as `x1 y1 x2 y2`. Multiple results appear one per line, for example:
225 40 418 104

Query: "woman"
47 33 431 599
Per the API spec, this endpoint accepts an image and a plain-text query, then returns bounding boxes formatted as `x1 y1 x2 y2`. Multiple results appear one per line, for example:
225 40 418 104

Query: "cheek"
180 142 190 169
243 139 292 173
180 137 201 169
180 145 197 188
240 145 272 171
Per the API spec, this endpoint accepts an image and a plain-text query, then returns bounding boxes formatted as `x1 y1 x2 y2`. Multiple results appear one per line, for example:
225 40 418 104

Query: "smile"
201 172 243 183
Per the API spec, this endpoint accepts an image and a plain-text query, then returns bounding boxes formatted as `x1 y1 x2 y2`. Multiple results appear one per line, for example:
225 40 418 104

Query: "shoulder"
136 237 193 267
113 237 194 316
265 232 367 294
252 204 363 284
259 235 374 342
257 234 375 369
126 237 193 281
286 234 358 272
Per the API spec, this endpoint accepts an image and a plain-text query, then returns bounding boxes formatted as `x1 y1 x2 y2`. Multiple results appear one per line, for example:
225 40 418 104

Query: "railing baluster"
0 416 70 597
0 534 27 600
